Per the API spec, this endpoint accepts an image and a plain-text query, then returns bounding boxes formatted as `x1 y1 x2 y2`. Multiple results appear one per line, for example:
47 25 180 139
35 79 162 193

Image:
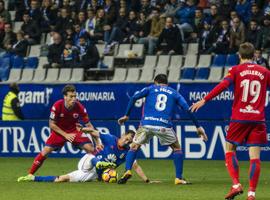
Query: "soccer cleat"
117 170 132 184
17 174 35 182
175 178 192 185
95 161 116 170
247 191 255 200
225 184 243 200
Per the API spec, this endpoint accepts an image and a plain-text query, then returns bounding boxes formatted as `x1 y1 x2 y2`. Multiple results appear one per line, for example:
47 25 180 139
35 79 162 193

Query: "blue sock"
173 150 183 179
34 176 57 182
125 150 138 171
91 157 100 166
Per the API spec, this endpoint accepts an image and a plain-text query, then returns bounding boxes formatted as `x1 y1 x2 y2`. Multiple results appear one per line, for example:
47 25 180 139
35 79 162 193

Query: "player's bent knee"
82 144 94 153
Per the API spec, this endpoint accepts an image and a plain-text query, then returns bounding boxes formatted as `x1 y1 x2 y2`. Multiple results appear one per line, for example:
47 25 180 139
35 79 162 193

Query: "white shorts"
133 125 177 146
68 154 98 182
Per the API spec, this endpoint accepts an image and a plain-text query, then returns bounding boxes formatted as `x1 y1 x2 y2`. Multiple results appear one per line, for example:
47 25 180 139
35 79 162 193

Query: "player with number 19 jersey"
204 62 270 145
125 85 198 128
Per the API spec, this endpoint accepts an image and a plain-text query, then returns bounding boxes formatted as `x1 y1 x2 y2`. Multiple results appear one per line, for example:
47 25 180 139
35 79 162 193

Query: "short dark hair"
239 42 255 60
62 84 76 95
125 130 136 137
154 74 168 84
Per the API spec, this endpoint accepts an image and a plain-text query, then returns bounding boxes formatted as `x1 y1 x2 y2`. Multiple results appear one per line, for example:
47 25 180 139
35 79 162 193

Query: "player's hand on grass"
118 116 129 125
196 127 208 142
65 134 76 143
190 99 206 112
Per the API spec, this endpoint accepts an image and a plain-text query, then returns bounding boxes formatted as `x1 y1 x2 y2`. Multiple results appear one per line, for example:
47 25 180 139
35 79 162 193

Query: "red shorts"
226 122 267 146
45 130 92 149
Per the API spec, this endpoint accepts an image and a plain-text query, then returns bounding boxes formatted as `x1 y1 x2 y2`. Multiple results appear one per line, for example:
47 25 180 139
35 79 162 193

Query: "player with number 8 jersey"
190 42 270 200
117 74 208 185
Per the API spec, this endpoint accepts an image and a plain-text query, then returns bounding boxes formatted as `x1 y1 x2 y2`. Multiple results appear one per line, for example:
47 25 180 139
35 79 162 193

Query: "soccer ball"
102 168 118 183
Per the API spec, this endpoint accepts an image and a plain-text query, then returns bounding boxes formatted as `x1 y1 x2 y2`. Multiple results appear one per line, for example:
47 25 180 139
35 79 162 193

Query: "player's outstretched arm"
190 99 206 112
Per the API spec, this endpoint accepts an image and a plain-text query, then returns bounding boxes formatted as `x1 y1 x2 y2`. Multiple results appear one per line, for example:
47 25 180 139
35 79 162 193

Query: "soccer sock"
28 153 47 175
125 150 138 171
173 150 183 179
34 176 57 182
225 152 239 185
91 157 100 167
249 159 261 192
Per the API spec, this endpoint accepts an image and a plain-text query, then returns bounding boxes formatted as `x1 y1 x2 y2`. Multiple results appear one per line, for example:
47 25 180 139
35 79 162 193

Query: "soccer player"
190 42 270 200
117 74 208 184
19 84 107 180
18 130 152 183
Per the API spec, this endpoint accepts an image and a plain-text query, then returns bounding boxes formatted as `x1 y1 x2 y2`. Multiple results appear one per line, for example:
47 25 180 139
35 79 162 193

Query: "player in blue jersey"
17 129 151 183
117 74 208 184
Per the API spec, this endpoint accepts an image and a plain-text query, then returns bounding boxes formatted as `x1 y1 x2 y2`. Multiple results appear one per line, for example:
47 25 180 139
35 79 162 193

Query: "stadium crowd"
0 0 270 76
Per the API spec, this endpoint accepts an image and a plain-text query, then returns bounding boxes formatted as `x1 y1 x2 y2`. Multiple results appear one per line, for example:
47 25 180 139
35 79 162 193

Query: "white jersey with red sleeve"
49 99 90 133
225 63 270 122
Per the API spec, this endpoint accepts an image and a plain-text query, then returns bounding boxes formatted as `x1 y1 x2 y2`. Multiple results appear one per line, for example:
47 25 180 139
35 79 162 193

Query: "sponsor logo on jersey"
50 112 55 119
60 113 64 117
73 113 79 118
239 105 260 114
120 153 125 159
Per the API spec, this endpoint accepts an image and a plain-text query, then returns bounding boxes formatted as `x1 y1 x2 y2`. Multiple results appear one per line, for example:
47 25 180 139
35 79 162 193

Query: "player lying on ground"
117 74 208 185
18 129 155 183
190 42 270 200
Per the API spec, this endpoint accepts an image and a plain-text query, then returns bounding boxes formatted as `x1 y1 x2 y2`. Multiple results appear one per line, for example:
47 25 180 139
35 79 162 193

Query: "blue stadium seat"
212 54 227 67
25 57 39 68
194 68 210 80
181 68 196 79
12 56 24 68
225 54 239 67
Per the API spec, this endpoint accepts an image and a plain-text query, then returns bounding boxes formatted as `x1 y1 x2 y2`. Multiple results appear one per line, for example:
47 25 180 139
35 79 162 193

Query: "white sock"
248 191 255 197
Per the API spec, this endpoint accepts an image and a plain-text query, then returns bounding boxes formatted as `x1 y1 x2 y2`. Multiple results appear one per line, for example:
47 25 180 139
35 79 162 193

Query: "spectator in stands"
126 10 141 43
89 8 105 43
77 36 100 69
235 0 251 25
254 49 269 69
104 0 117 29
250 3 263 24
191 7 205 41
229 10 245 29
229 17 245 53
138 7 165 55
76 10 86 28
55 7 74 35
14 0 31 21
137 11 151 39
0 23 16 51
29 0 43 25
61 39 79 68
0 0 11 23
206 4 223 32
156 17 183 55
104 7 128 53
175 0 196 37
2 83 24 121
245 20 260 48
6 31 28 57
211 20 230 54
41 0 58 33
73 23 88 46
140 0 153 16
257 15 270 53
85 8 95 37
46 32 64 68
160 0 180 18
198 20 213 54
21 11 41 44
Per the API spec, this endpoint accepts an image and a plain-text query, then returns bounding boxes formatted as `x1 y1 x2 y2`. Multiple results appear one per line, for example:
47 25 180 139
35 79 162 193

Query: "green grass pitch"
0 158 269 200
